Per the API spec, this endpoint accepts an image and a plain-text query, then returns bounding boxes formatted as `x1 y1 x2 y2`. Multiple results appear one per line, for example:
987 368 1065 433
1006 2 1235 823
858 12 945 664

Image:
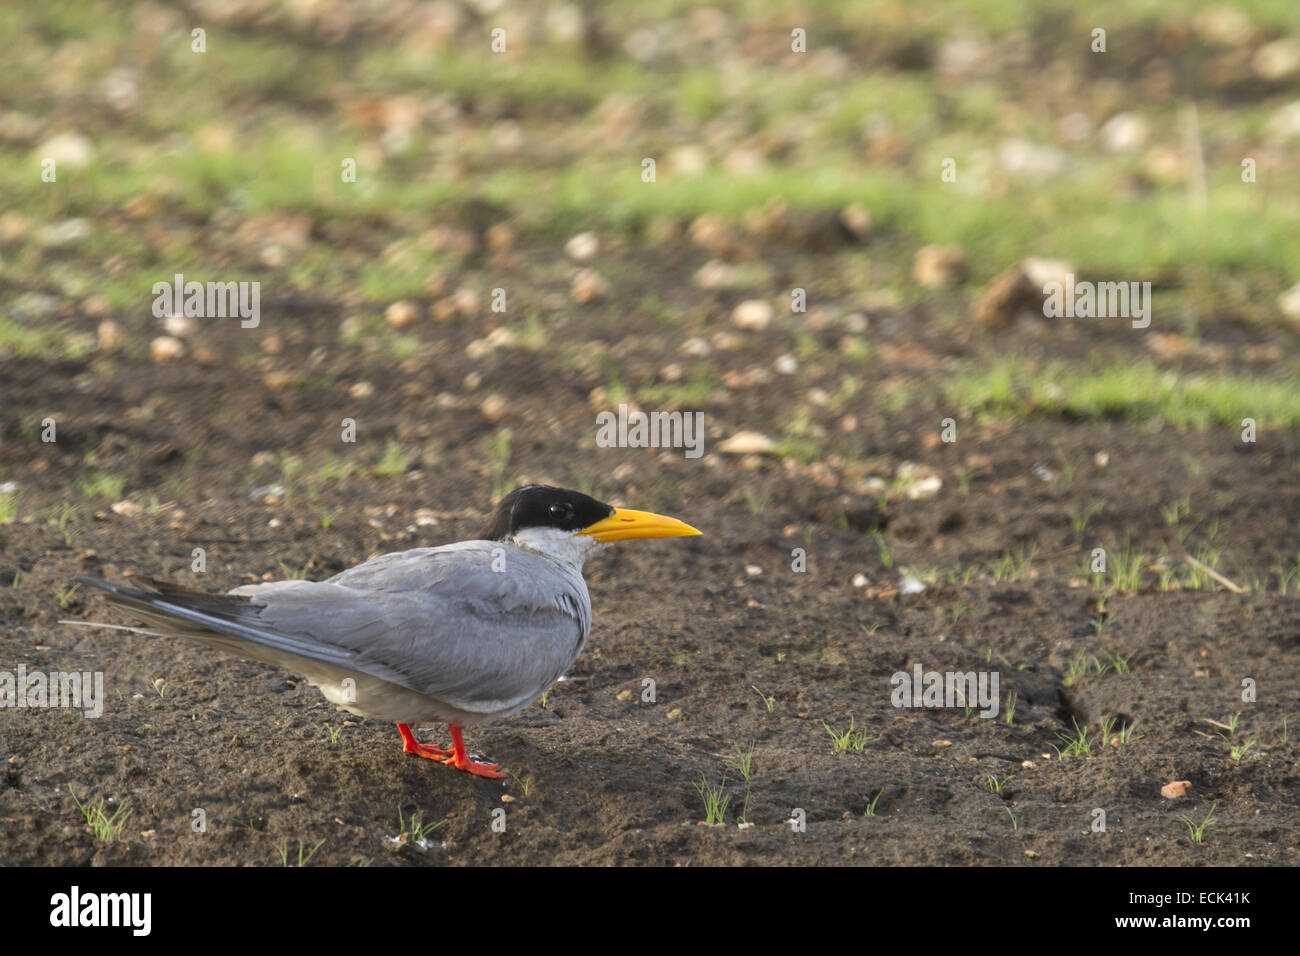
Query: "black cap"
482 485 616 541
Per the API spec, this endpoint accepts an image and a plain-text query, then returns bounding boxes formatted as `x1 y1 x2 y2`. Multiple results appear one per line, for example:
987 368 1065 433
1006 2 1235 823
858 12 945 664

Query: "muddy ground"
1 1 1298 867
2 239 1298 865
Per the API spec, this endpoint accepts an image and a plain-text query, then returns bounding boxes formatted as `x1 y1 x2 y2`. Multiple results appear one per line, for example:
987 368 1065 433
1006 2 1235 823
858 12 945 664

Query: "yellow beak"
578 508 702 543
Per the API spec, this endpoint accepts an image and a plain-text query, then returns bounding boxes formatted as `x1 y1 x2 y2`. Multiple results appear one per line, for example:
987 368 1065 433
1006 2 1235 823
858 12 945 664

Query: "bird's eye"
550 502 574 521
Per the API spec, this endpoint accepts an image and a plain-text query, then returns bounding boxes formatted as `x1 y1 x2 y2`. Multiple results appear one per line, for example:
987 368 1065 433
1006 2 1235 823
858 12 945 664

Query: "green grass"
1053 718 1096 758
49 503 82 546
951 360 1300 429
81 471 126 501
0 316 73 359
992 545 1036 582
1110 544 1145 594
1186 546 1224 590
694 774 731 825
0 491 16 524
1067 499 1105 533
69 785 132 843
824 716 875 752
726 742 756 825
278 838 326 867
871 530 893 570
985 774 1012 795
1178 804 1218 845
1161 497 1191 527
396 805 446 846
371 440 411 479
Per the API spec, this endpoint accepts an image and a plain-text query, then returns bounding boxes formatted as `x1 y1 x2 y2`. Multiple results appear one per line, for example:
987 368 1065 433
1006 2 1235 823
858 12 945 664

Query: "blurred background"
1 0 1298 579
1 0 1299 868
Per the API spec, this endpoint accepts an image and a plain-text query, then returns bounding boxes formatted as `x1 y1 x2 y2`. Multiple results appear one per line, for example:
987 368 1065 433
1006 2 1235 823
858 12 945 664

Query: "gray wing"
234 542 590 710
81 542 589 715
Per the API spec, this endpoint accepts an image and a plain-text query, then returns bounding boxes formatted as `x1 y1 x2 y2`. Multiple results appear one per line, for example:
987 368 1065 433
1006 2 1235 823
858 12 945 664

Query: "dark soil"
2 232 1297 866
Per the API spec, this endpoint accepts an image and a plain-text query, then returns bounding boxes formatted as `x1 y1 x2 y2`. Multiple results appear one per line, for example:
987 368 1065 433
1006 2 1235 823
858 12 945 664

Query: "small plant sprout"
149 672 174 698
397 805 446 848
55 582 81 609
742 487 769 516
1161 497 1190 526
726 742 756 824
69 785 132 842
992 545 1037 582
1053 718 1094 758
1092 595 1109 635
1228 739 1255 762
1062 649 1092 687
1111 544 1144 594
864 789 884 816
871 529 893 569
1005 806 1019 831
325 724 345 744
1003 691 1017 726
373 440 411 478
1179 803 1218 845
985 774 1012 795
751 685 775 712
1100 650 1133 675
277 559 311 581
279 838 326 866
1277 554 1300 594
695 774 730 825
53 503 82 546
1097 716 1135 748
1186 546 1224 590
954 685 973 719
81 471 127 501
824 716 874 752
509 772 535 797
1067 499 1105 533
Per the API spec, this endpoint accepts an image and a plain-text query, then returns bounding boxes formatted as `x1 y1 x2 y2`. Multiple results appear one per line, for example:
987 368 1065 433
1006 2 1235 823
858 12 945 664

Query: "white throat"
508 526 607 568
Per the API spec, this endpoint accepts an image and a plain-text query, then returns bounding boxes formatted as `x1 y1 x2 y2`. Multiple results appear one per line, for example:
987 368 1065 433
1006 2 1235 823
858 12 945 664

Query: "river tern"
74 485 700 778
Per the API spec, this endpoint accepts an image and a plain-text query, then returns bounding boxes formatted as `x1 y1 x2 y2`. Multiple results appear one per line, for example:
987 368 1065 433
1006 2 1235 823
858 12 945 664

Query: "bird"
72 485 700 778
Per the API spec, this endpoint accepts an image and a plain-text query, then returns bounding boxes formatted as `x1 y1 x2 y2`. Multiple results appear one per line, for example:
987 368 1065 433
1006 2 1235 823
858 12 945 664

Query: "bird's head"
483 485 700 565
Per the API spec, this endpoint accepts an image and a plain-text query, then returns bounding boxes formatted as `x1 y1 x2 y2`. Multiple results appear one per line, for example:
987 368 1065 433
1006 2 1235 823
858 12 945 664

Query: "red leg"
396 723 452 760
441 724 506 778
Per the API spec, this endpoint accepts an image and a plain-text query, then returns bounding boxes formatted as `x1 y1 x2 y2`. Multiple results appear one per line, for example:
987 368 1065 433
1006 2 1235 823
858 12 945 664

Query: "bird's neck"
506 527 605 569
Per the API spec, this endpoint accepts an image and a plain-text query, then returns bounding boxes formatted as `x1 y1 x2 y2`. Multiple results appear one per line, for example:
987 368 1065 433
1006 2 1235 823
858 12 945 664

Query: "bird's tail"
74 575 260 638
70 576 393 687
70 575 314 670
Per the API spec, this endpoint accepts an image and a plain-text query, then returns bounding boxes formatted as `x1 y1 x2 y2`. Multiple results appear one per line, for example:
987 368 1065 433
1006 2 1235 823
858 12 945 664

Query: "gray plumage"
72 485 700 777
77 539 591 726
